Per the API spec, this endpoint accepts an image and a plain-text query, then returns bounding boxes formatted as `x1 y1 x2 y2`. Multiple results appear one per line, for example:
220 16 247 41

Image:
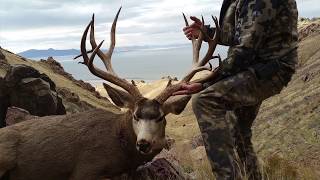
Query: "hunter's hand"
172 83 203 96
183 16 202 40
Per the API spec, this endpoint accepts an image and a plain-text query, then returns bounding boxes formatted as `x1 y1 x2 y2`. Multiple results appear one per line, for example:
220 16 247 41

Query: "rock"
133 158 186 180
155 149 182 169
164 136 176 150
39 73 56 91
0 49 5 60
299 17 309 22
5 107 38 126
298 22 320 41
161 76 179 81
9 77 64 116
0 77 9 128
47 56 63 68
3 64 66 117
4 64 41 88
189 146 207 163
131 80 137 86
0 77 7 97
58 87 80 103
190 135 204 149
41 56 73 80
57 87 94 113
75 80 96 92
0 58 10 72
161 76 178 81
113 149 188 180
40 56 105 100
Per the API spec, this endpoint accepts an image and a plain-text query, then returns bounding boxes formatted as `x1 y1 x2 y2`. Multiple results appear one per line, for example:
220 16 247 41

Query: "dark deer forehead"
134 99 162 120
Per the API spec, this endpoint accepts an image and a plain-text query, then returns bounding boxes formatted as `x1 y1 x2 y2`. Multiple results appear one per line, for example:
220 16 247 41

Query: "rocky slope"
0 49 117 113
1 18 319 179
252 19 320 173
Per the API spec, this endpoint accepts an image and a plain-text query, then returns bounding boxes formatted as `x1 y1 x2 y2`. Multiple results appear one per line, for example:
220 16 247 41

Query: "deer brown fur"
0 109 161 180
0 7 220 180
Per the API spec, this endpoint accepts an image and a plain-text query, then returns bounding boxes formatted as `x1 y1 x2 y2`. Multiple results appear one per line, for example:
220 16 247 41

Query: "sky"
0 0 319 53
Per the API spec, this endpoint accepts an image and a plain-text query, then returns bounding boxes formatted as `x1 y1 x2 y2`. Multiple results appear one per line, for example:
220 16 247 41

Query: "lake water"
34 45 228 84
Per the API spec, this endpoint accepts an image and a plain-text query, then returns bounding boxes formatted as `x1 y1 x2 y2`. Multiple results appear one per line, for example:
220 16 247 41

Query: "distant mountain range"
18 48 80 58
18 44 190 58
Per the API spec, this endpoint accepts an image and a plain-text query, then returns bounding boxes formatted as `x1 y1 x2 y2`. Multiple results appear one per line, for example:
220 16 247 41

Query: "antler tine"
198 16 220 67
74 49 93 60
80 21 108 77
74 7 122 75
192 54 222 84
194 16 205 65
181 66 212 82
182 13 189 26
155 15 221 104
90 7 122 75
166 79 173 87
79 8 142 99
80 20 93 65
87 40 105 75
183 13 202 66
105 7 122 61
89 13 116 75
154 60 214 103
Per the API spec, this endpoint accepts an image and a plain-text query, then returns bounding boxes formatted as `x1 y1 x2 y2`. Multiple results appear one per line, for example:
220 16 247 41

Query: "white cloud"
0 0 319 53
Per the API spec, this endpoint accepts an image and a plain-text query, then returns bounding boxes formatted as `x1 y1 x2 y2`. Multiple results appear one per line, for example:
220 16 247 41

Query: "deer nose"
137 139 151 153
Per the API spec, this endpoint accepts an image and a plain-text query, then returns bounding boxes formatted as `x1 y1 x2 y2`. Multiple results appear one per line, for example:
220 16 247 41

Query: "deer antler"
155 14 221 104
77 7 142 99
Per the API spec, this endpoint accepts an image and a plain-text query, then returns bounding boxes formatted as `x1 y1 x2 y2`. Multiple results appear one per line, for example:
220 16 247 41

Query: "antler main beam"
155 14 222 104
77 7 142 99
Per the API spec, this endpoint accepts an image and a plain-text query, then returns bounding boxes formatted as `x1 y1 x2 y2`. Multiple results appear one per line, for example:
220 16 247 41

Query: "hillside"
0 48 117 113
1 18 320 179
252 23 320 171
96 18 320 178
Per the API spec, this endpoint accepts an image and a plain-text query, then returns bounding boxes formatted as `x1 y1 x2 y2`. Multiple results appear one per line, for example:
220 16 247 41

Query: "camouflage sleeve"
221 0 280 73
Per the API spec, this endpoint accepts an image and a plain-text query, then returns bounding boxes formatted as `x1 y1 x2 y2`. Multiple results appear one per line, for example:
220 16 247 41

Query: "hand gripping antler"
76 7 142 99
155 14 221 104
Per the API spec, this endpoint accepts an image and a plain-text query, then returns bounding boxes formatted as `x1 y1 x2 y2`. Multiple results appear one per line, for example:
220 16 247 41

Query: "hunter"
176 0 298 179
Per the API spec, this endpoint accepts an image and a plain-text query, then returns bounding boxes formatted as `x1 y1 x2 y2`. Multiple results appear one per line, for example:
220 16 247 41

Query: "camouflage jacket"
210 0 299 74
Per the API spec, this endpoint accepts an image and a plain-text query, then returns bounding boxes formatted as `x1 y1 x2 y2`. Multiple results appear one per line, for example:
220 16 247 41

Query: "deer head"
75 7 221 154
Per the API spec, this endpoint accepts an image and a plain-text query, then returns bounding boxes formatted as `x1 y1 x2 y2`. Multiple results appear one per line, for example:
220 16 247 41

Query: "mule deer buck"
0 7 221 180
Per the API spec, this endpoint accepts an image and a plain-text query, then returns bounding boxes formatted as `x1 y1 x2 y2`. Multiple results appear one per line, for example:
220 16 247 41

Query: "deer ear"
103 83 134 109
162 95 191 115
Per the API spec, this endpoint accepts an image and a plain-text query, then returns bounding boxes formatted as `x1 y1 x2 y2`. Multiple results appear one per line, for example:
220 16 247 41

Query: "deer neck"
118 110 137 151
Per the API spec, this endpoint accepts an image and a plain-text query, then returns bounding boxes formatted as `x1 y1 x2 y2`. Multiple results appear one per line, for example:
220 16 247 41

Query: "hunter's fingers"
172 90 190 96
183 26 189 31
184 29 194 35
190 16 202 25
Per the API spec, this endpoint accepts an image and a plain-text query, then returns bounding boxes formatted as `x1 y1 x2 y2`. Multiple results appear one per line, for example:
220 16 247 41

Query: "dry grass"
0 49 117 112
0 68 6 77
132 62 320 179
1 19 319 179
252 33 320 171
169 141 216 180
261 155 319 180
168 141 319 180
